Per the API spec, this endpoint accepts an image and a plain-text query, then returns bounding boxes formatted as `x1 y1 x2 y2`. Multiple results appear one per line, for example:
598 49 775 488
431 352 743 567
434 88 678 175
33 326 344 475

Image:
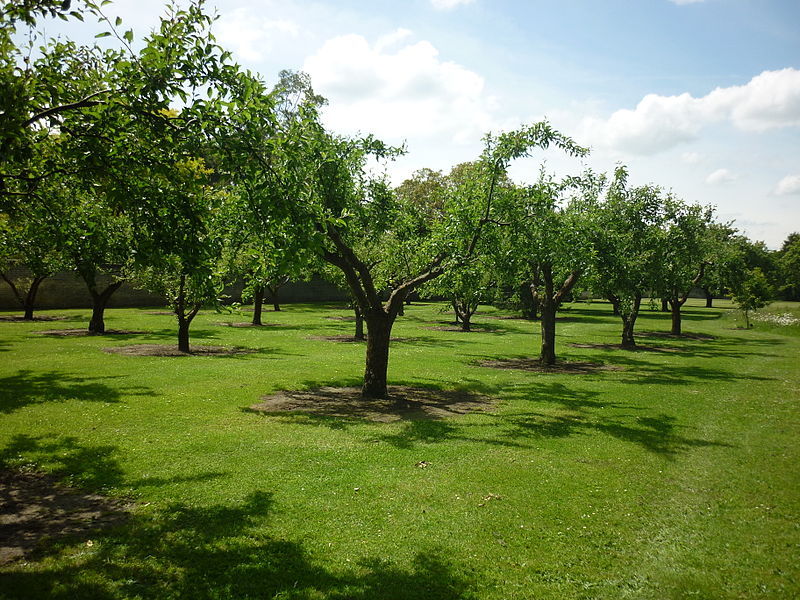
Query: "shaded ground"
307 334 366 343
35 329 145 337
568 342 682 353
637 331 715 340
324 316 356 321
424 321 505 333
0 316 70 322
250 386 494 423
478 358 624 373
103 344 255 357
306 335 412 343
0 470 131 565
216 322 283 328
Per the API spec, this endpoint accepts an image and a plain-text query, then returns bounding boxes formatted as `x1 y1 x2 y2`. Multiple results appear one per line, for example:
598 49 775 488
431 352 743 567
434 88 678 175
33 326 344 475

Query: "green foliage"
777 232 800 300
731 267 774 328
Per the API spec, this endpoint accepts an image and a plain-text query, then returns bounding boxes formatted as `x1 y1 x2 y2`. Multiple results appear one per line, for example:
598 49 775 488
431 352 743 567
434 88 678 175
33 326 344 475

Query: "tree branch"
24 89 112 128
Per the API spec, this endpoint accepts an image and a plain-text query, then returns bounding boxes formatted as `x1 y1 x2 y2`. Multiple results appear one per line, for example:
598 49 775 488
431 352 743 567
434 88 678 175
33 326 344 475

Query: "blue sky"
38 0 800 247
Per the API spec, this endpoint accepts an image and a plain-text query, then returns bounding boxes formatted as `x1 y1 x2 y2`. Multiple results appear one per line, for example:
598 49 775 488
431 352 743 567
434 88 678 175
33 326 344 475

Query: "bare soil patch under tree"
250 386 494 423
103 344 255 357
0 470 131 566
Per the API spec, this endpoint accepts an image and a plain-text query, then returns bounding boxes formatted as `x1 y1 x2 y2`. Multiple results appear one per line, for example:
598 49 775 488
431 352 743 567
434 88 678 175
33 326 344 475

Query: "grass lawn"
0 299 798 599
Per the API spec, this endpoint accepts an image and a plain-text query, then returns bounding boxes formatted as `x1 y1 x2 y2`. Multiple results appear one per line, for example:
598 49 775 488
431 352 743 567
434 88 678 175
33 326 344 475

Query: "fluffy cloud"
774 174 800 196
670 0 705 5
215 8 299 62
705 168 737 185
303 30 499 144
582 68 800 155
430 0 476 10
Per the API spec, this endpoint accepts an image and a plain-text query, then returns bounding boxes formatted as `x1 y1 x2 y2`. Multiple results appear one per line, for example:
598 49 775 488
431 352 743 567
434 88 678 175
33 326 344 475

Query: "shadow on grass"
0 434 126 490
270 374 732 458
0 370 155 415
2 482 479 599
497 382 733 458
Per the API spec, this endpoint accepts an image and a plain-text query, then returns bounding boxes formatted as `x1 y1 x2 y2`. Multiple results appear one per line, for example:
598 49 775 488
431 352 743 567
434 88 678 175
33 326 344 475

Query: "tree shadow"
353 380 731 458
1 485 480 599
602 355 774 385
498 382 733 458
0 370 155 415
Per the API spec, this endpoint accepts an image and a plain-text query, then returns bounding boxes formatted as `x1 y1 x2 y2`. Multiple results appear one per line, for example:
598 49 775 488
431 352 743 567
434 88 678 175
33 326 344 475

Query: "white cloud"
670 0 705 5
706 168 737 185
430 0 476 10
681 151 704 164
303 31 500 145
581 68 800 155
774 174 800 196
215 8 299 62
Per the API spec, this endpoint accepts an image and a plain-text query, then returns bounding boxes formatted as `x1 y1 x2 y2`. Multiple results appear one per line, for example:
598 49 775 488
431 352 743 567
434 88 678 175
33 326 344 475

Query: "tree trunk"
362 311 392 399
460 313 472 332
252 285 264 326
265 284 281 311
177 318 191 353
523 282 539 320
539 300 557 365
661 298 669 312
353 304 365 341
88 281 123 334
22 276 46 320
670 299 682 335
621 317 636 349
703 287 713 308
620 296 641 349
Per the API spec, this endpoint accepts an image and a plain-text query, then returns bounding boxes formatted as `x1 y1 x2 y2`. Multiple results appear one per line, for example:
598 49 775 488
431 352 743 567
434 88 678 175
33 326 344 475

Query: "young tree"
496 170 602 363
413 164 500 332
0 207 62 320
653 198 715 335
590 168 665 349
731 267 774 329
128 158 230 352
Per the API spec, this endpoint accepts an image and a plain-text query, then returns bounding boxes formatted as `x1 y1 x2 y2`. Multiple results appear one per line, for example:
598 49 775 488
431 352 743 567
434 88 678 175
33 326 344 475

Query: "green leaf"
123 29 134 43
115 16 123 26
95 32 112 38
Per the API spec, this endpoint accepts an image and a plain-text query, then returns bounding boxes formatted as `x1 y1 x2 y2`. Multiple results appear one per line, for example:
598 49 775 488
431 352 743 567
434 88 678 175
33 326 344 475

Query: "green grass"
1 299 798 599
